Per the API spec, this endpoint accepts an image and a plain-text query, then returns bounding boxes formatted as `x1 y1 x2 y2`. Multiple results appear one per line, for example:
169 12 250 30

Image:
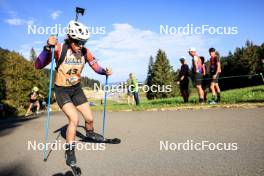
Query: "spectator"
177 57 190 103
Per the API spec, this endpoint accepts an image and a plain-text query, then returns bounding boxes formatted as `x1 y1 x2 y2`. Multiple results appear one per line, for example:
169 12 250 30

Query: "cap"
179 56 185 61
209 47 216 53
188 47 196 52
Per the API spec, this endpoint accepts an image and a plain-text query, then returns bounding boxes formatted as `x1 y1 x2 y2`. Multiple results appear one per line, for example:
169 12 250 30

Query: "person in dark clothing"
209 47 221 103
200 56 209 102
25 86 45 116
178 57 190 103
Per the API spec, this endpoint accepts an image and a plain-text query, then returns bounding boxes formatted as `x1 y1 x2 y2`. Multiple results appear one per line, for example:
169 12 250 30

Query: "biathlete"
35 20 112 167
25 86 45 116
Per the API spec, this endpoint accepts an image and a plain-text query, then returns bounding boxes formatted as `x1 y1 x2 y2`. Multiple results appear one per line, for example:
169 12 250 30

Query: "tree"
0 47 49 116
146 56 155 99
30 48 37 63
220 40 263 90
81 76 100 88
149 49 176 99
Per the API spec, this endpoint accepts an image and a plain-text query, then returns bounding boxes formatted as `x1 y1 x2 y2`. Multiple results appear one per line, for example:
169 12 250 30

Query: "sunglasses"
71 39 86 46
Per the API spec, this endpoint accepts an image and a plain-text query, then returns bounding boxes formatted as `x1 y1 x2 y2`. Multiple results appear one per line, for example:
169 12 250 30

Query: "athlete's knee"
69 117 79 127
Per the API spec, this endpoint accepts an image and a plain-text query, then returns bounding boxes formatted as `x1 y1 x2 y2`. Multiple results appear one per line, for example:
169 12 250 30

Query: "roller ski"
65 144 82 176
86 130 121 144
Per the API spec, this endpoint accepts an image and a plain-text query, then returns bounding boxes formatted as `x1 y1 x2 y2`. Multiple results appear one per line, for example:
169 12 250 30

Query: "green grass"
90 85 264 111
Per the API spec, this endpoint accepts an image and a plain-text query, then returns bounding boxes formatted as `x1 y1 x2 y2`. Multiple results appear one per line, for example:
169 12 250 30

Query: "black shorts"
54 83 88 109
210 73 219 83
30 99 38 103
194 73 202 86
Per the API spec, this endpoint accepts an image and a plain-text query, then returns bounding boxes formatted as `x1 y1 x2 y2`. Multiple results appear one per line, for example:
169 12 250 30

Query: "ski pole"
44 45 56 161
102 75 109 137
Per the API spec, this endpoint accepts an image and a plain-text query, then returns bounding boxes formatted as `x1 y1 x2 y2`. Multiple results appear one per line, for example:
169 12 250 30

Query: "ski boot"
65 143 76 166
86 130 105 142
65 143 81 176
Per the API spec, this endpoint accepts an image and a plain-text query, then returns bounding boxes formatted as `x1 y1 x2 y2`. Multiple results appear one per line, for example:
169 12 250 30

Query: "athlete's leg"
77 102 104 142
186 89 190 102
195 74 204 102
35 100 40 112
61 102 79 143
210 81 217 101
133 92 140 105
210 82 216 95
54 85 78 166
204 90 207 102
196 85 204 102
180 88 185 102
215 83 221 93
61 103 79 167
183 90 189 103
76 103 94 131
25 103 33 116
215 83 221 102
72 84 104 142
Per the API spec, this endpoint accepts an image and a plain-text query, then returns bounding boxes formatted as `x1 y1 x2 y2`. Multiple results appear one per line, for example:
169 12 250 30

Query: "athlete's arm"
38 93 45 99
202 64 206 76
194 56 199 73
35 37 60 69
85 48 106 75
216 58 221 75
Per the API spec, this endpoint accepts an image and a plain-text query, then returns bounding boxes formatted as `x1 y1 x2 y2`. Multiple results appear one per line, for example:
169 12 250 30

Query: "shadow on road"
0 115 41 137
52 171 75 176
53 124 87 141
45 124 121 163
0 162 31 176
54 124 121 144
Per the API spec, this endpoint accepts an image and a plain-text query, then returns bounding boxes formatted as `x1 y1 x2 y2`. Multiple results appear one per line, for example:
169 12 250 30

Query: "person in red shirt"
209 48 221 102
35 20 112 167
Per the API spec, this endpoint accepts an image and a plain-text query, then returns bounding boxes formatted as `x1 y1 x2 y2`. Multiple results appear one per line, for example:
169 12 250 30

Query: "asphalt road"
0 108 264 176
